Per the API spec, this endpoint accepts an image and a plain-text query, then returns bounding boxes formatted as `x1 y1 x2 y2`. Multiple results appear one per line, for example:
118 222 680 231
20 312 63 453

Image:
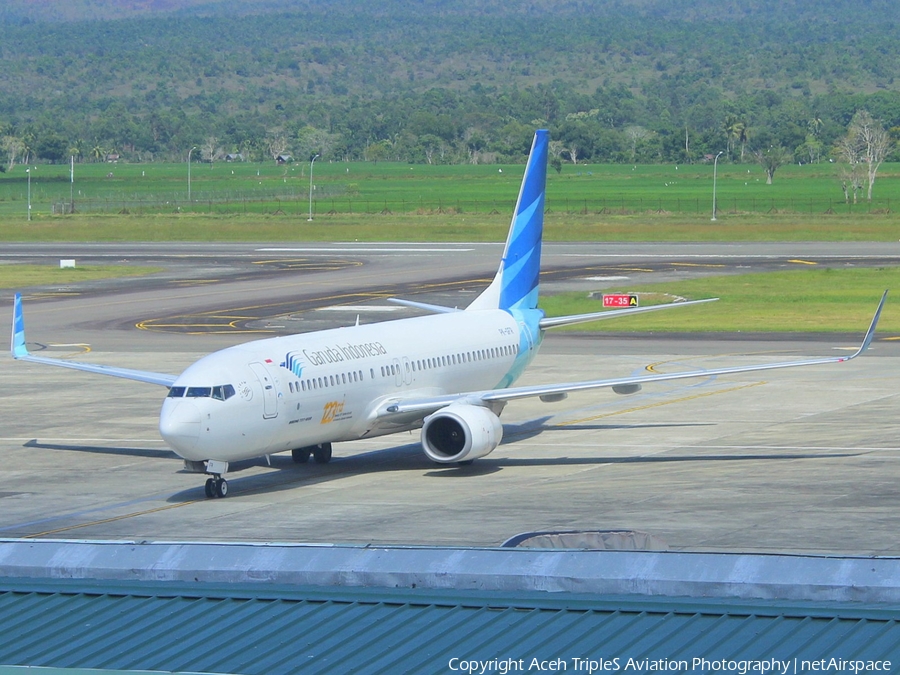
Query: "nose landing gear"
203 459 230 498
204 476 228 498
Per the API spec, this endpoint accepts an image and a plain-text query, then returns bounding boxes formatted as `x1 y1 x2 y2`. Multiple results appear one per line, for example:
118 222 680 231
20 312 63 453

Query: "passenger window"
167 386 186 398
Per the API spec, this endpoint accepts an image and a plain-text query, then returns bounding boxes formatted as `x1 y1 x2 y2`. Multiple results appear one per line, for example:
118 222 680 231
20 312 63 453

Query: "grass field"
540 267 898 333
2 210 899 242
0 264 163 289
3 158 900 222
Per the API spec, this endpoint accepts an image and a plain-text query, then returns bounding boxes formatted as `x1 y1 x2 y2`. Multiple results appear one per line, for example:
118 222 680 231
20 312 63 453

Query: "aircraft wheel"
215 477 228 498
313 443 333 464
292 447 311 463
204 478 216 498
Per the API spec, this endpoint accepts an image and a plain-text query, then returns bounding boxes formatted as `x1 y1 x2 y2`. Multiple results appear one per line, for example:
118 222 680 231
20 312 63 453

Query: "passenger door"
248 362 278 419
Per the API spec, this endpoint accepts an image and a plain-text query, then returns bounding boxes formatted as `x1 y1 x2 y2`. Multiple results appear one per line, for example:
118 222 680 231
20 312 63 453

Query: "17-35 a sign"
603 294 639 308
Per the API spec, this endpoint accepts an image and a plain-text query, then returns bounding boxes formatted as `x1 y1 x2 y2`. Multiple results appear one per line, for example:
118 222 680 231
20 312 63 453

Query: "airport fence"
48 195 896 217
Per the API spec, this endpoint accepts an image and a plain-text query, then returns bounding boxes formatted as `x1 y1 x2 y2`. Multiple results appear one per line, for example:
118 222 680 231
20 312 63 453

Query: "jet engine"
421 404 503 464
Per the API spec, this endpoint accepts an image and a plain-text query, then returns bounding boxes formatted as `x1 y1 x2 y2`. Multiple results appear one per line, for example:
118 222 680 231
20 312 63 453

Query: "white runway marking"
315 305 402 312
256 247 473 253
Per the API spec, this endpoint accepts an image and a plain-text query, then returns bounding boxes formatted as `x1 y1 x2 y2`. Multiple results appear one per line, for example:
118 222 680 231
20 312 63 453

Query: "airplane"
11 130 887 499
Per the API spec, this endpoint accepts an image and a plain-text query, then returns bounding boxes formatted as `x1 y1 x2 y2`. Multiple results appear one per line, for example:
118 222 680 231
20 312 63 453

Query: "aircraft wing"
380 290 887 418
10 293 177 387
538 297 717 329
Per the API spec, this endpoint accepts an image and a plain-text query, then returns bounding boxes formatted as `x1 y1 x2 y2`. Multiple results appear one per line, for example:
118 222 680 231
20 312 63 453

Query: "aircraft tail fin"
467 129 548 312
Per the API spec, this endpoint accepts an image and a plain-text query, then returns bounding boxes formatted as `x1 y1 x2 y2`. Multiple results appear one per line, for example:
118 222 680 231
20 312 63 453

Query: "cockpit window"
170 385 234 400
212 384 236 401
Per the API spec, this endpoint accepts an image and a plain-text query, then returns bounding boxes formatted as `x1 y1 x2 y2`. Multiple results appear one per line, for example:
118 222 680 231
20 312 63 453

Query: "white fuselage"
159 309 541 463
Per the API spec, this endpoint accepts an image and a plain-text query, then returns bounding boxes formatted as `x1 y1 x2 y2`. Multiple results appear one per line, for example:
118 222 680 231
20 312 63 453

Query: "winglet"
11 293 29 359
844 289 888 360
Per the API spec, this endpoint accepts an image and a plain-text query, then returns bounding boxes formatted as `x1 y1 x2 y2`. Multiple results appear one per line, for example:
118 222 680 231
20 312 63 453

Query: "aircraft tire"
292 447 311 463
215 478 228 498
204 478 216 498
313 443 333 464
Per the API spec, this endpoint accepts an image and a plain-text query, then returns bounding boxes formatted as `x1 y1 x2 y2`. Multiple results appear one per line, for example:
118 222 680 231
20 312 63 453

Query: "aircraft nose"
159 400 201 456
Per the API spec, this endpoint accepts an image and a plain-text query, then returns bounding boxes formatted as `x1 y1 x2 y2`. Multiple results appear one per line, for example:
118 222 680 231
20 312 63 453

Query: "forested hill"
2 0 900 165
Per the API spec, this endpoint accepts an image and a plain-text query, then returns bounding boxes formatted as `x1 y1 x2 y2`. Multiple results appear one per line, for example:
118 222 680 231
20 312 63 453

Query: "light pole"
187 146 197 203
308 153 319 221
711 151 723 221
26 168 31 221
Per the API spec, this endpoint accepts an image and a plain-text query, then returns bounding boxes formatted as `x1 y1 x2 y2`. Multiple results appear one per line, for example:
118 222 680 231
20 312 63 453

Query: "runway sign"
602 294 638 308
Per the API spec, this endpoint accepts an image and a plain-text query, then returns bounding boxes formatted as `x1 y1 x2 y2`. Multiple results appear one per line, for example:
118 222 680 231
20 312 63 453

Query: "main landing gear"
291 442 333 464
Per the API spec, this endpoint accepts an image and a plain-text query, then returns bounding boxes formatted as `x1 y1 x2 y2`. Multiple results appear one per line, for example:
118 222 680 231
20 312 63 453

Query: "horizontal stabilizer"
539 297 717 330
387 298 461 314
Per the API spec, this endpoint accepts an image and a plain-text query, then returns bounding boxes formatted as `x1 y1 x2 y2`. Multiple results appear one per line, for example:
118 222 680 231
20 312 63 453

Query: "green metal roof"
0 578 898 675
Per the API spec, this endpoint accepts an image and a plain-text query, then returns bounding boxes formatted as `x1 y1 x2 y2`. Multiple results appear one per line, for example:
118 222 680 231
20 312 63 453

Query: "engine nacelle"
421 404 503 464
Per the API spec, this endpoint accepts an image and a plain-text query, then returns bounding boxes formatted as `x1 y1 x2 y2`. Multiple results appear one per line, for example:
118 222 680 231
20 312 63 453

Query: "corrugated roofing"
0 578 897 675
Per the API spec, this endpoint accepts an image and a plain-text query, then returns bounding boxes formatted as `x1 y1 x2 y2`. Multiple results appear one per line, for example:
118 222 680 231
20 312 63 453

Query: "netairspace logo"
446 657 893 674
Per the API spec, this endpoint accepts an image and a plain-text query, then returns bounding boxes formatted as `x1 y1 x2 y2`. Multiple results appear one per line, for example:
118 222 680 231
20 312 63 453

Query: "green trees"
754 147 794 184
34 133 68 163
0 1 898 166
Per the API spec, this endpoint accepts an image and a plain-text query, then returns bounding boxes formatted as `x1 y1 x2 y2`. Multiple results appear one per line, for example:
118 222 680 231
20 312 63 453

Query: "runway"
1 241 899 554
